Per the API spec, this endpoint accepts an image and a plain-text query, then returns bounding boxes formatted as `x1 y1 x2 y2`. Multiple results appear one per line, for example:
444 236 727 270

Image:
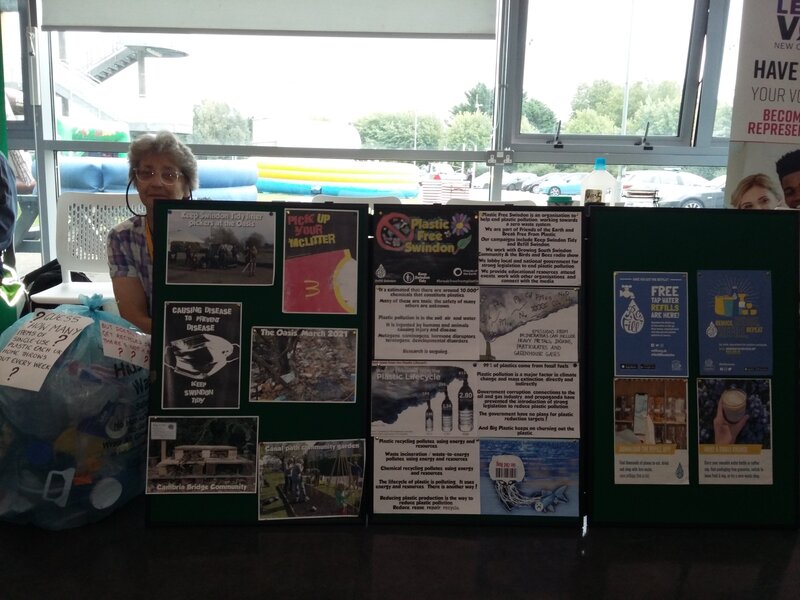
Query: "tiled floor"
1 495 798 600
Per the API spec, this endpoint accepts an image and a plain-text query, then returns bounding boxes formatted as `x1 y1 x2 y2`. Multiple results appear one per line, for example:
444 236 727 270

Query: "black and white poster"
162 301 242 409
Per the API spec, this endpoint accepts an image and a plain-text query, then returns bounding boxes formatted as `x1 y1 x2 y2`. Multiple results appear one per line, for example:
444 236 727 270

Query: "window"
521 0 695 139
713 0 743 138
10 0 744 277
2 0 34 143
49 32 496 151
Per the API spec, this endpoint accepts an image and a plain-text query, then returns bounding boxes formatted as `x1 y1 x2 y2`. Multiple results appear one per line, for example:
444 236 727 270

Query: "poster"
697 270 773 376
479 210 581 286
283 208 359 314
373 437 481 514
373 285 578 361
613 378 689 485
258 439 365 520
161 301 242 409
480 439 579 516
249 326 357 403
146 416 258 494
726 2 800 208
697 378 773 485
614 272 688 377
372 437 578 517
165 208 276 285
371 362 579 438
372 206 479 285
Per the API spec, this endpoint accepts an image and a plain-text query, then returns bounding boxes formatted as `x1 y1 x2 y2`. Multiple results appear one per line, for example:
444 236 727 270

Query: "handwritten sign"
0 310 93 391
100 321 152 368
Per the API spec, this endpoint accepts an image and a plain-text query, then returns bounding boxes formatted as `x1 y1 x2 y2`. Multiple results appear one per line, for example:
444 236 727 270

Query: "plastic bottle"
440 383 453 433
581 157 618 205
424 392 434 433
457 372 474 432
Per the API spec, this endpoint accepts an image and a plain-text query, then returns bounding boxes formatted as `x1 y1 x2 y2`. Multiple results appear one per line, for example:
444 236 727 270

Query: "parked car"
655 189 726 208
471 171 530 190
709 174 726 190
520 173 543 192
532 172 588 196
621 169 723 208
502 172 531 190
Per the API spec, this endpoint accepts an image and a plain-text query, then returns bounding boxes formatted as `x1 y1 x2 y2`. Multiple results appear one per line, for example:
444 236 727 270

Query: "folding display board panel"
587 206 798 527
146 200 370 525
368 204 586 525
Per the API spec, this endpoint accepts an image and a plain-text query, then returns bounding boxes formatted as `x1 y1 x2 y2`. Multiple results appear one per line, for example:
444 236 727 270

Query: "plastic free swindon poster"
613 272 688 377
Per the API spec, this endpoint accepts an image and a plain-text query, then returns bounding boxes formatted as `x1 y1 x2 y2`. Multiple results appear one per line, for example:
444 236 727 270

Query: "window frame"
504 0 733 168
4 0 36 149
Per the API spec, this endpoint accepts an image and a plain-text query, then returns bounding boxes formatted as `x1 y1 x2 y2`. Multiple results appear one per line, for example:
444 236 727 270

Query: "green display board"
146 200 369 524
588 206 798 526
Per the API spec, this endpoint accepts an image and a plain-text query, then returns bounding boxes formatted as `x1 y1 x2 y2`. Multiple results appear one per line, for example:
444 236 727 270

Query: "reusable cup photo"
720 388 748 424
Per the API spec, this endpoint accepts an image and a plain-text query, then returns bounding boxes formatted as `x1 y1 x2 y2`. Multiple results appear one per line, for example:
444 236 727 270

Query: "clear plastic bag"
0 295 149 529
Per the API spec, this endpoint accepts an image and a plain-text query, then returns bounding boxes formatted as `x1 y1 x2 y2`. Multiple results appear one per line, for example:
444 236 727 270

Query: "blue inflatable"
58 157 259 201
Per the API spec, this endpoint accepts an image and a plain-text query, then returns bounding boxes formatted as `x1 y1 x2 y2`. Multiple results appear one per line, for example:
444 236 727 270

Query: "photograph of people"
729 173 784 210
107 131 198 333
776 148 800 209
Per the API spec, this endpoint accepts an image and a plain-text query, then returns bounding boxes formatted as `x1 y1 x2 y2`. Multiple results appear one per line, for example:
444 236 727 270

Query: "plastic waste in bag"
0 294 150 529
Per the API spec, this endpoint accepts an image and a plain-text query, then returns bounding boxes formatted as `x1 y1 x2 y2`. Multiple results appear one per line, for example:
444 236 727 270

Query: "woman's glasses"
134 168 183 186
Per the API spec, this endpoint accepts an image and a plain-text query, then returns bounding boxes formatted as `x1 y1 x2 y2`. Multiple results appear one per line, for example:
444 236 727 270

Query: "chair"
30 192 144 312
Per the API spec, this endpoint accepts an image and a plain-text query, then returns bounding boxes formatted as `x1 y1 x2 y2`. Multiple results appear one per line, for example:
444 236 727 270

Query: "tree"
451 83 494 116
568 79 683 135
713 103 733 138
444 111 493 151
628 95 680 137
354 112 444 149
565 109 616 135
521 96 557 134
571 80 625 127
192 99 251 145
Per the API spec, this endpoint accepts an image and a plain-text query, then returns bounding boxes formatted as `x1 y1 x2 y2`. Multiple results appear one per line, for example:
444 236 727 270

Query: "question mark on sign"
118 346 124 356
131 349 137 359
7 366 19 380
53 334 69 346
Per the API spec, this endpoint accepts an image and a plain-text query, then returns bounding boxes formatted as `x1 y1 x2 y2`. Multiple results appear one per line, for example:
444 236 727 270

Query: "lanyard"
145 219 154 259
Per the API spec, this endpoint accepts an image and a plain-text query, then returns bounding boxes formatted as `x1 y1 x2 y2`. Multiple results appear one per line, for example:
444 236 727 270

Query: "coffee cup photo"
720 388 748 424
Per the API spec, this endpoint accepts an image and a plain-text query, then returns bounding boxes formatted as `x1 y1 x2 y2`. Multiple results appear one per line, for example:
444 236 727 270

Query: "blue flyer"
614 272 688 377
697 270 773 376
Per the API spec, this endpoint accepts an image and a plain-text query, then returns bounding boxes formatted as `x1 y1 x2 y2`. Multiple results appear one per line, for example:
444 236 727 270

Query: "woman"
107 131 197 333
730 173 784 210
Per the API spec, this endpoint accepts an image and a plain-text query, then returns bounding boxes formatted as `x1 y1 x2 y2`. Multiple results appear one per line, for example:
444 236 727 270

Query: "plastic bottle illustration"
441 383 453 433
581 157 618 204
425 391 434 433
458 372 474 432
